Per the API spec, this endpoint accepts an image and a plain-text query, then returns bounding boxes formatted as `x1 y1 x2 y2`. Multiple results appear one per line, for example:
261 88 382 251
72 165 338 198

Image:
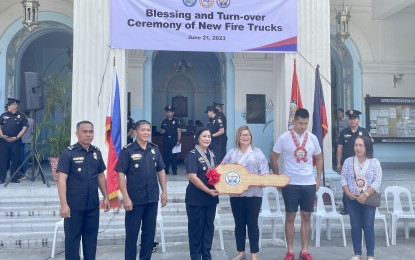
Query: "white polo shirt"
273 130 322 185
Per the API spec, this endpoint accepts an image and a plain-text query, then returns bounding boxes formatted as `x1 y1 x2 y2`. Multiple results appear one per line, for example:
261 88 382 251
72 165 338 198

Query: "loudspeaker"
24 72 44 111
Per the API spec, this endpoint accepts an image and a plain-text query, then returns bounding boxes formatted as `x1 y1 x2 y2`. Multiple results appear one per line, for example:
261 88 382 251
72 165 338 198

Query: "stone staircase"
1 177 415 251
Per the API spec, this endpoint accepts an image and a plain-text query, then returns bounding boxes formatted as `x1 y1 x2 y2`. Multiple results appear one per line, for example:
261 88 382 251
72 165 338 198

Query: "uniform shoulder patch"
67 145 74 151
91 145 100 151
123 143 133 149
190 148 196 153
149 141 158 147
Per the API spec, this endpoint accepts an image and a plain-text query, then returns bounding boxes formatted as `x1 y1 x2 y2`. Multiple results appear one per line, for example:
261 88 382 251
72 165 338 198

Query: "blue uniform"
116 141 165 260
207 114 224 163
0 111 28 182
57 142 106 260
185 148 218 260
160 117 180 174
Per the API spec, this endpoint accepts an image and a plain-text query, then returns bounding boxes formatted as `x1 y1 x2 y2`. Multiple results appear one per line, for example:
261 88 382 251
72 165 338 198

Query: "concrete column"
72 0 127 158
273 0 334 172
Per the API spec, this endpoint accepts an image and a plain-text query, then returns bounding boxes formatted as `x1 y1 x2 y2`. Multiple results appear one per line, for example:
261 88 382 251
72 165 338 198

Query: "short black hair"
134 120 151 129
337 108 344 113
356 135 374 158
194 127 211 145
294 108 309 120
76 120 93 130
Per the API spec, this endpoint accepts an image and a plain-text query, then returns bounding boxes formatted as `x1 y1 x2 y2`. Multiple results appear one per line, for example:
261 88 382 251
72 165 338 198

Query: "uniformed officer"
185 127 219 260
127 112 135 144
160 105 181 175
336 109 372 215
0 98 28 184
57 120 110 260
206 105 225 163
116 120 167 260
213 101 228 157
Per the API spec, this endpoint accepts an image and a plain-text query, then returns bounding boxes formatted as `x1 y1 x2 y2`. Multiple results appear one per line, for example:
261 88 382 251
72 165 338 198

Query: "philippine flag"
105 68 122 208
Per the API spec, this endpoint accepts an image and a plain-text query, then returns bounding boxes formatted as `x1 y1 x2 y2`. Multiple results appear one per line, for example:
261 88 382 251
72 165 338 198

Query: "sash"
195 145 215 169
353 156 371 191
290 129 308 163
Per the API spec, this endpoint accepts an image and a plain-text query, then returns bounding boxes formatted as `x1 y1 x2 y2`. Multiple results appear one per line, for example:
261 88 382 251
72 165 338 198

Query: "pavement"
0 235 414 260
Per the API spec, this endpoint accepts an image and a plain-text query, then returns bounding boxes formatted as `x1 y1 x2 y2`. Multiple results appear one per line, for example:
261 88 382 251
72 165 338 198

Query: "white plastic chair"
258 187 287 248
51 218 83 258
215 207 225 250
311 187 346 247
362 208 389 247
385 186 415 245
154 200 166 252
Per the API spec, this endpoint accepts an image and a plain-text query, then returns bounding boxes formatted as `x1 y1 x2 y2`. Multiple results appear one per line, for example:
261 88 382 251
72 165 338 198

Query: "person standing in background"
0 98 28 184
160 105 181 175
213 102 228 158
20 110 34 179
127 112 135 144
206 105 225 163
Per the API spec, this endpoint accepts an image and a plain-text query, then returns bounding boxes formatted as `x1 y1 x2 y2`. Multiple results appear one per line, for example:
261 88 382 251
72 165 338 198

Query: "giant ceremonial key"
214 164 290 194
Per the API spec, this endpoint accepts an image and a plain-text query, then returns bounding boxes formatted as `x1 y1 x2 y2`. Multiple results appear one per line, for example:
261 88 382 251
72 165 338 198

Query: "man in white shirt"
270 108 323 260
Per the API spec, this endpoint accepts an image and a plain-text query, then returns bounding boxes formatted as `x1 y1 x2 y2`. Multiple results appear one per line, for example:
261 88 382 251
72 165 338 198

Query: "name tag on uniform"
131 154 142 161
73 157 84 164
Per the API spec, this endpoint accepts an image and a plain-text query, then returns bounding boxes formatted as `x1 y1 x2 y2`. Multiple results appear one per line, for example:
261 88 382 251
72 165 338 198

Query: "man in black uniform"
116 120 167 260
213 102 228 157
0 98 28 184
57 121 110 260
336 110 372 215
160 105 181 175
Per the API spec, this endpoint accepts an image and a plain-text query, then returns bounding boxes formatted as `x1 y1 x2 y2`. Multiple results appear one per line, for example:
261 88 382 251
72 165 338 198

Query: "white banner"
110 0 297 53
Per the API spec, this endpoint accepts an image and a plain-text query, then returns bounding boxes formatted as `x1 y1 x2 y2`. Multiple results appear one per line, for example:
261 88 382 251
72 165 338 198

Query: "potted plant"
38 72 72 181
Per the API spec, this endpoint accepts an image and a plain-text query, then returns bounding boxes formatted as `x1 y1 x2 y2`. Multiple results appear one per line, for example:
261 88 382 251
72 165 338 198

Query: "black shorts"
282 184 316 213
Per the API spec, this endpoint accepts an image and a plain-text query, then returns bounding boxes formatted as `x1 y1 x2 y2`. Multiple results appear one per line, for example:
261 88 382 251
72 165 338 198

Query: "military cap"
164 105 175 112
6 98 21 106
345 109 361 118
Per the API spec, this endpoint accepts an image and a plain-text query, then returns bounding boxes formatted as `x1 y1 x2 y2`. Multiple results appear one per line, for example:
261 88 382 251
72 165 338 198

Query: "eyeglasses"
354 144 365 148
240 134 251 138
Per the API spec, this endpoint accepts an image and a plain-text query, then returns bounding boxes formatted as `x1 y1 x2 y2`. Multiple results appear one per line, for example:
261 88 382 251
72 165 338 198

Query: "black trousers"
162 137 178 173
230 196 262 253
64 207 99 260
0 139 21 182
209 143 223 164
125 202 157 260
186 204 217 260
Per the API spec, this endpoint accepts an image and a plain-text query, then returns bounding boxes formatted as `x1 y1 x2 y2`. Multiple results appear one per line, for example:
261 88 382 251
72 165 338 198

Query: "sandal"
349 256 362 260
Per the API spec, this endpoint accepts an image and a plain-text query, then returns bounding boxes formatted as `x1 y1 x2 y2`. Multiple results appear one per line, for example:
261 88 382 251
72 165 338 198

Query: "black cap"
205 105 216 113
164 105 175 112
213 102 224 107
345 109 361 118
6 98 21 106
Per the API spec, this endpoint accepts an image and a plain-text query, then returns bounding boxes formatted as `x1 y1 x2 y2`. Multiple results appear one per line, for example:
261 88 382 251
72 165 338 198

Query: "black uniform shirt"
161 117 180 138
337 126 372 163
0 111 28 137
115 141 165 205
217 111 227 134
57 142 106 211
184 148 219 206
207 114 224 145
127 117 134 143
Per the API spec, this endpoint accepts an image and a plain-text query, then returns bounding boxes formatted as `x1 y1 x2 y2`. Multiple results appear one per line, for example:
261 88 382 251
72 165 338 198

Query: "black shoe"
165 171 170 175
173 172 177 175
10 179 20 183
152 242 158 252
340 209 348 215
